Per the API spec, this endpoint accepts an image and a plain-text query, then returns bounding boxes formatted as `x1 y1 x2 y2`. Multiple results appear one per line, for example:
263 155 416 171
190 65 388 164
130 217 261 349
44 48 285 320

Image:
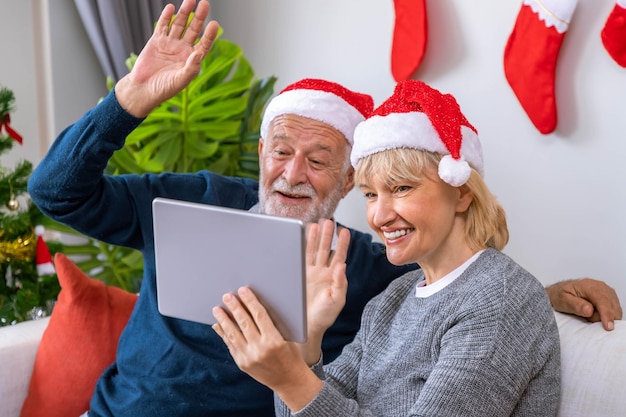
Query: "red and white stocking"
601 0 626 67
503 0 578 134
391 0 428 82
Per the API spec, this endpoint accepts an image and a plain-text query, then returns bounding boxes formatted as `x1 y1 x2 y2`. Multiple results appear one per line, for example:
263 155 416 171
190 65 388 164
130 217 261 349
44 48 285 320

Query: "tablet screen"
153 197 307 342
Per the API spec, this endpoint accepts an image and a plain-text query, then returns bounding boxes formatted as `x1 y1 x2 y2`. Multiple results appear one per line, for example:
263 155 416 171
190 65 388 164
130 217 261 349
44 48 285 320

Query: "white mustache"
271 177 316 198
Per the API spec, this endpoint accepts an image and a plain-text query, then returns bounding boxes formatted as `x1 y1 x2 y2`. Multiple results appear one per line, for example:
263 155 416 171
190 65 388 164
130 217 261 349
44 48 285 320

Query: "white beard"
258 170 344 224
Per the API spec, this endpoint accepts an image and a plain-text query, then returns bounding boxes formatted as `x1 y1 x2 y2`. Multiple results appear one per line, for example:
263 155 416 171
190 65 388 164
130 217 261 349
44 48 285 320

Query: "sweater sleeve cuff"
291 382 358 417
310 355 325 378
94 88 145 148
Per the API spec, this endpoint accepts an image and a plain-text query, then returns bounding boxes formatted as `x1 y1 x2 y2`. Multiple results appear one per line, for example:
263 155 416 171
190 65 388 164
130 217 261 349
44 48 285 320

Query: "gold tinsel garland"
0 229 35 264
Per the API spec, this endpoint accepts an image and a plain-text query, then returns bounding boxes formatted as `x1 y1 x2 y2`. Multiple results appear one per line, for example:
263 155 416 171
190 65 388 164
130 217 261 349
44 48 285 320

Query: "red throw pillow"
20 253 138 417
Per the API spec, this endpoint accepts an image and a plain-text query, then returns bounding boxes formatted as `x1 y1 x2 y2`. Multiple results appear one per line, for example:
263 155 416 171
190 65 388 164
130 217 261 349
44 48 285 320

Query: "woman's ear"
455 184 474 213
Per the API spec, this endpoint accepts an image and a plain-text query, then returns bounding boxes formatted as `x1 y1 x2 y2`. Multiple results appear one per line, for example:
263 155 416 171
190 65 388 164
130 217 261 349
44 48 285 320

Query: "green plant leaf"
108 148 145 175
188 97 248 121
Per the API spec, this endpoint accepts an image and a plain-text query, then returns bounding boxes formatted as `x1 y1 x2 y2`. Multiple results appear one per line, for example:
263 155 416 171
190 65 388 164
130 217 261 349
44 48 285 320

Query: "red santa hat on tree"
351 80 483 187
35 225 56 276
260 78 374 145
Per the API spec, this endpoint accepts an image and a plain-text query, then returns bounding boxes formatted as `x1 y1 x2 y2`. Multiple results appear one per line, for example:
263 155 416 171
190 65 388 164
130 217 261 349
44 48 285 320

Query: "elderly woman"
212 80 560 416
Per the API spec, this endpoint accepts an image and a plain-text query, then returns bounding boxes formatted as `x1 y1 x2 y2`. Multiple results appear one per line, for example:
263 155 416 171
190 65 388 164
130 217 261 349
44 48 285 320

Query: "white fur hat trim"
351 112 484 186
260 89 366 145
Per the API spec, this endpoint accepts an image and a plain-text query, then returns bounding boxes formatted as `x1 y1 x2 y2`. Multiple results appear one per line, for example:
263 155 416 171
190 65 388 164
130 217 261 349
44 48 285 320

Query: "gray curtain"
74 0 170 81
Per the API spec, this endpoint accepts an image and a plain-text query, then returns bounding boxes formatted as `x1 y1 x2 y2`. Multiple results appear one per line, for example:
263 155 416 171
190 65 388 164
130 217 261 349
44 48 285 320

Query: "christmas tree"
0 86 61 326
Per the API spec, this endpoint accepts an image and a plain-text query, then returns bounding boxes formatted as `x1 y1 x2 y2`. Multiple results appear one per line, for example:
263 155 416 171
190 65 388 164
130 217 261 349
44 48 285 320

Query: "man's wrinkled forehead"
266 113 350 145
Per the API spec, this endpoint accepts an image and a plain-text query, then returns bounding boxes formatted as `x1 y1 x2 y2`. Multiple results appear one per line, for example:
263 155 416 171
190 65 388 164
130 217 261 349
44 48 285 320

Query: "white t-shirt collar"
415 250 485 298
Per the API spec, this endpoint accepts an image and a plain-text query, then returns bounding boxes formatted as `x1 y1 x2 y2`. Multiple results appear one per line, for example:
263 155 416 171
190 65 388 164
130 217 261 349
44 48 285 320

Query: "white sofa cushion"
555 312 626 417
0 317 50 417
1 312 624 417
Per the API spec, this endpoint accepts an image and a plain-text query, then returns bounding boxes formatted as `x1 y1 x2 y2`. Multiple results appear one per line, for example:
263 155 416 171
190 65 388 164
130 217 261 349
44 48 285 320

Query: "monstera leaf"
50 29 276 292
107 31 276 177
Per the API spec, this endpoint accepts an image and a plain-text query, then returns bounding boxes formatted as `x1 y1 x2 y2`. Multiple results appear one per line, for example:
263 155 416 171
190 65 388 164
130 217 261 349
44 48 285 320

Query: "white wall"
3 0 625 300
212 0 626 299
0 1 44 169
0 0 106 169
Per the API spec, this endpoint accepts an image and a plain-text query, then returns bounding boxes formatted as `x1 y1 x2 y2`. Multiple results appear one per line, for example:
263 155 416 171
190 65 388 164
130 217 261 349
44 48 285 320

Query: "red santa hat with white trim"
260 78 374 145
35 225 56 276
351 80 484 187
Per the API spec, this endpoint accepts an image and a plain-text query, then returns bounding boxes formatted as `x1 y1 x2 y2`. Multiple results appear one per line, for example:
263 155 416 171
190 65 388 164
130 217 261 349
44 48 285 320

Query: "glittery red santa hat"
351 80 484 187
260 78 374 145
35 225 56 276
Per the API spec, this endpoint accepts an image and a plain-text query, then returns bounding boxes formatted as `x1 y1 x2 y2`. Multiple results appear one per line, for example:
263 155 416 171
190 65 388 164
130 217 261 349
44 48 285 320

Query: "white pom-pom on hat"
438 155 471 187
351 80 484 186
260 78 374 145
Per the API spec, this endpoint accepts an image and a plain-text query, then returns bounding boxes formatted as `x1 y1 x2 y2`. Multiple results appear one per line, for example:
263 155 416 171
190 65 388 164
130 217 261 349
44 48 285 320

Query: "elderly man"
28 1 621 416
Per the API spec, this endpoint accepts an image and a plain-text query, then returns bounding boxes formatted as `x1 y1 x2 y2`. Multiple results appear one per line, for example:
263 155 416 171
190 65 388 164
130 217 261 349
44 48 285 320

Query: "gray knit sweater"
275 248 560 416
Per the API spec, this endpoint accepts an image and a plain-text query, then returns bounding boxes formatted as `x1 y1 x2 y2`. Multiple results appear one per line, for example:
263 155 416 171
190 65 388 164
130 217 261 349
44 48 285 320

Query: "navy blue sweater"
28 90 416 416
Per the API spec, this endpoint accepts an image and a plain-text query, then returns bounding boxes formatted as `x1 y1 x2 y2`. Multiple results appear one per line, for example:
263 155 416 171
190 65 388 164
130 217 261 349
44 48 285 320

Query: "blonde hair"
354 149 508 251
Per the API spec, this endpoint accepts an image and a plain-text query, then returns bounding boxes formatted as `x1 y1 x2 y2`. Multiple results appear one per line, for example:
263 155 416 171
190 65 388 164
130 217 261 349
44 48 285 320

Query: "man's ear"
342 166 355 198
258 138 264 157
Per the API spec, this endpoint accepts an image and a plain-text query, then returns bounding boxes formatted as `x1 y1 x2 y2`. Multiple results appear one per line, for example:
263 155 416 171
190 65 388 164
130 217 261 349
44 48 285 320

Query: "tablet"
152 197 307 342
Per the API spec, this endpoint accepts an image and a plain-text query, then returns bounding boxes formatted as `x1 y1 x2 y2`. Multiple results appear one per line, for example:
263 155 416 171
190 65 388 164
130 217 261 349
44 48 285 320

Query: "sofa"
0 317 50 417
1 311 625 417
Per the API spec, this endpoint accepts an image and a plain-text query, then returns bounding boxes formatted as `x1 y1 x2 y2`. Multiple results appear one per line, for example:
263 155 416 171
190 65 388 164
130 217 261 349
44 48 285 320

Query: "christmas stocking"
601 0 626 67
391 0 428 82
503 0 578 134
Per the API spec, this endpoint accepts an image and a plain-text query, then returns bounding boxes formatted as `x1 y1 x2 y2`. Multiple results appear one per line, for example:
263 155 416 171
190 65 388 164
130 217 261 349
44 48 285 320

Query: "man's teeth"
383 229 411 239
